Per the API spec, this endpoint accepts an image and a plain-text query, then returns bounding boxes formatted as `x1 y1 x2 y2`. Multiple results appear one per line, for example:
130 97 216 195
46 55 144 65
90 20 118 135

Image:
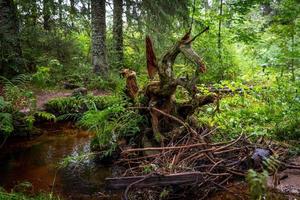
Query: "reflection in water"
0 122 113 199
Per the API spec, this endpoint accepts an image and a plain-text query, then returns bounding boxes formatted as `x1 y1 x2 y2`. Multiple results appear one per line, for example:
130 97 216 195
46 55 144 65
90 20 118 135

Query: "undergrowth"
197 69 300 141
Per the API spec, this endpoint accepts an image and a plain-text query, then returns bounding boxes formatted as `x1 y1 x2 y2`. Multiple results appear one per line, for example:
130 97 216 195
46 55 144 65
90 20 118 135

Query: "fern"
56 113 82 121
0 97 12 112
263 155 280 173
246 169 269 200
0 74 30 87
35 111 56 121
0 113 14 135
11 74 31 85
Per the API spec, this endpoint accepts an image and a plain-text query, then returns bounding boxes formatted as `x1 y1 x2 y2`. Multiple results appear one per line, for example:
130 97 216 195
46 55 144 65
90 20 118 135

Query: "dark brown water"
0 122 117 199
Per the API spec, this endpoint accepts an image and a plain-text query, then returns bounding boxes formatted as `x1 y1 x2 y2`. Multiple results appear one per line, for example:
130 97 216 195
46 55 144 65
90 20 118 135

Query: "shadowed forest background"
0 0 300 199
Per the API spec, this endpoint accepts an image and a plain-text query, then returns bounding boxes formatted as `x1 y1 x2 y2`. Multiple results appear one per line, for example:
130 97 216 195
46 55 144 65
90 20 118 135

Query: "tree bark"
125 0 132 26
30 0 38 25
58 0 63 25
0 0 23 76
122 28 214 142
43 0 51 30
70 0 76 27
113 0 124 68
218 0 223 63
91 0 108 75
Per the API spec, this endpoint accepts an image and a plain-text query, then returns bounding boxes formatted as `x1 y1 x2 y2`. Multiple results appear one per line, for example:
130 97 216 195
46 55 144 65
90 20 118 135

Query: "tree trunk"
91 0 108 75
290 31 295 81
31 0 38 25
70 0 76 27
43 0 51 30
58 0 63 25
113 0 124 69
0 0 24 76
218 0 223 63
218 0 223 79
87 0 91 21
125 0 132 26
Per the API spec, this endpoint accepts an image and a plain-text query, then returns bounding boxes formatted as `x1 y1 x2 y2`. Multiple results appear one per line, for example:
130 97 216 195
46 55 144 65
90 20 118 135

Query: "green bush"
32 66 51 87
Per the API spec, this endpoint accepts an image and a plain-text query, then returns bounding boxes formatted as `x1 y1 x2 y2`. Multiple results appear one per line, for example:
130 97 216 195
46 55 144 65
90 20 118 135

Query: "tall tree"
58 0 63 25
91 0 108 74
43 0 51 30
0 0 23 76
218 0 223 64
70 0 76 27
113 0 124 68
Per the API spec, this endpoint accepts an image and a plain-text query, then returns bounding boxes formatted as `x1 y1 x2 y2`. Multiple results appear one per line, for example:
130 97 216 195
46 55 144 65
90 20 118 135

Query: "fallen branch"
106 172 229 190
122 142 208 154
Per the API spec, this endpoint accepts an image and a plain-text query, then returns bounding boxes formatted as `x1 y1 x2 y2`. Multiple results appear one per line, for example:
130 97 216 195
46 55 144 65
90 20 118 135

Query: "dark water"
0 122 117 199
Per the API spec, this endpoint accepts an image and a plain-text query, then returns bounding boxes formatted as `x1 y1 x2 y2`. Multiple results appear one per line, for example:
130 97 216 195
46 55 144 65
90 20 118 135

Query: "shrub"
80 102 145 156
197 78 300 140
32 66 51 87
45 95 122 119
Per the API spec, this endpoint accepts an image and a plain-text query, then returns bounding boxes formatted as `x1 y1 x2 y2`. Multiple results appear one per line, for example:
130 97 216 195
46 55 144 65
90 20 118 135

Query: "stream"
0 122 118 199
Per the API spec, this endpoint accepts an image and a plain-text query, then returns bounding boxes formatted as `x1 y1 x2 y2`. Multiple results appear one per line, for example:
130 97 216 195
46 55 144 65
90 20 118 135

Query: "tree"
70 0 77 27
43 0 51 30
218 0 223 65
113 0 124 68
0 0 24 76
91 0 108 74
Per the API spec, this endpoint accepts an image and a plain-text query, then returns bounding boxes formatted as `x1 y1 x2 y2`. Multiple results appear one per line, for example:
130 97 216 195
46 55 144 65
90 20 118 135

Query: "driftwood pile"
106 128 290 199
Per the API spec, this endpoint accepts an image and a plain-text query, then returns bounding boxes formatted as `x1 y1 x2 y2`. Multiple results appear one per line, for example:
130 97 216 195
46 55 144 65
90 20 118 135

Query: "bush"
32 66 51 87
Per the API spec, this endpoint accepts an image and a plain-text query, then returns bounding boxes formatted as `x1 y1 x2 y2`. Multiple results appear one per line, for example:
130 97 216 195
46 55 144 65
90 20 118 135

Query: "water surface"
0 122 115 199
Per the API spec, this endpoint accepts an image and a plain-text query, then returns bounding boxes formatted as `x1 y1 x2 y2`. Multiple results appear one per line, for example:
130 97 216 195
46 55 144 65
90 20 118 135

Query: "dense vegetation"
0 0 299 199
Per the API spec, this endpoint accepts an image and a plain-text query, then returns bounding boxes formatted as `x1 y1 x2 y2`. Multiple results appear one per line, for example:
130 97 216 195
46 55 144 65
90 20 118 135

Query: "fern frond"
11 74 31 86
35 111 56 121
0 113 14 135
56 113 82 121
0 76 14 88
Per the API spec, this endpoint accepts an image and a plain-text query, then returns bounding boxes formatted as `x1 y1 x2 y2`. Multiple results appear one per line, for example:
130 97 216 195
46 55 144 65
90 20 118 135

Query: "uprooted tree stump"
108 29 300 200
121 27 216 144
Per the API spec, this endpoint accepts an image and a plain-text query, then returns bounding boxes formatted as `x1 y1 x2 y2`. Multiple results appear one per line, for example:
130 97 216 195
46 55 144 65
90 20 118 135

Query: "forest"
0 0 299 199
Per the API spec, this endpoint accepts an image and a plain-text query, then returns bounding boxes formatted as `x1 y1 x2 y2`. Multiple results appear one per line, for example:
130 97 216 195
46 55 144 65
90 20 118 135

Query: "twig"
123 173 154 200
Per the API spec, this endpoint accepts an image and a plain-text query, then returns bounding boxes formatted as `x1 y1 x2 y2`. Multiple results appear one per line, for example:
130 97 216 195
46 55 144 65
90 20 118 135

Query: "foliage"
45 95 121 118
0 74 58 135
80 102 145 156
246 169 269 200
31 67 51 87
197 69 300 140
0 112 14 135
0 102 16 136
0 187 60 200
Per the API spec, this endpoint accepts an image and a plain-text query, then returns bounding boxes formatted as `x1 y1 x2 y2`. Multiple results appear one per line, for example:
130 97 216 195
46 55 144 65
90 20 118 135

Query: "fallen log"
105 172 229 190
